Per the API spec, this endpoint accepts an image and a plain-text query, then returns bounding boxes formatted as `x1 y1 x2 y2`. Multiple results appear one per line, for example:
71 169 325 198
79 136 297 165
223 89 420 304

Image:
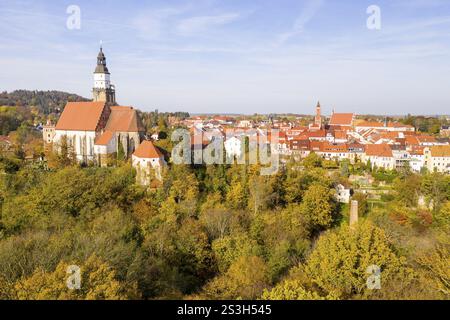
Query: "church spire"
95 46 109 74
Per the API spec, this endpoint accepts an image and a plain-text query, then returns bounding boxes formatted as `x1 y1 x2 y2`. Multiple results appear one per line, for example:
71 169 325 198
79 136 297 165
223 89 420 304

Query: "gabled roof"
416 135 437 143
387 122 414 129
405 135 419 146
355 120 384 128
55 102 106 131
105 106 145 133
429 145 450 157
133 140 164 159
320 142 348 153
365 144 393 157
95 130 114 146
329 113 354 126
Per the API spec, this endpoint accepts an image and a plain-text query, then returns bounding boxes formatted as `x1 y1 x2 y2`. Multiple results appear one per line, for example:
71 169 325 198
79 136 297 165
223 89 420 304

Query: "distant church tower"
93 46 116 104
314 101 322 128
309 101 322 130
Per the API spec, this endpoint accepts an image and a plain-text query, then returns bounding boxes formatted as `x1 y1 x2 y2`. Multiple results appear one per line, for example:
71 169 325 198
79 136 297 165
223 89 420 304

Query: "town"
0 47 449 302
30 48 450 189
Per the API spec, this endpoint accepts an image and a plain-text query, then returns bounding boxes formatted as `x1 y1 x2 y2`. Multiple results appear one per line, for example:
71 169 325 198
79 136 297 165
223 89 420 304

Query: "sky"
0 0 450 115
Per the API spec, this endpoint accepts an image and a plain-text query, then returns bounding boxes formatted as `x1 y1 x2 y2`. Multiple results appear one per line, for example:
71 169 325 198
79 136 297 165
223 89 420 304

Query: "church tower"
93 46 116 104
314 101 322 128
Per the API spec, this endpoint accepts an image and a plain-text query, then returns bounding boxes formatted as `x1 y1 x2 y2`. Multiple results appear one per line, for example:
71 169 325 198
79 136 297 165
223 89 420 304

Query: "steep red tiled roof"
329 113 354 126
365 144 393 157
133 140 163 159
95 130 114 146
55 102 106 131
105 106 145 132
405 135 419 146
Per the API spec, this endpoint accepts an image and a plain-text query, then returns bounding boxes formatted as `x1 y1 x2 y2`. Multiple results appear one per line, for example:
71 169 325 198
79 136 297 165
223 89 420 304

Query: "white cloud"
176 13 241 36
277 0 325 44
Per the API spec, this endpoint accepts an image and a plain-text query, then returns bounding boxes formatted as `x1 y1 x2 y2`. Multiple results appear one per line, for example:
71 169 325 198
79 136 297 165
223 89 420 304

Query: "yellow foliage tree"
12 255 139 300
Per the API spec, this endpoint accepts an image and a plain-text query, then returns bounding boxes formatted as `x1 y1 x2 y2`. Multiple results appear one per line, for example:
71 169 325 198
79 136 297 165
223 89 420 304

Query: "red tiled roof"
365 144 393 157
387 122 414 128
355 121 384 128
410 145 425 155
405 135 419 146
95 130 114 146
320 142 348 153
416 135 437 143
430 145 450 157
329 113 354 126
334 130 348 140
133 140 163 159
306 130 327 138
55 102 106 131
105 106 145 132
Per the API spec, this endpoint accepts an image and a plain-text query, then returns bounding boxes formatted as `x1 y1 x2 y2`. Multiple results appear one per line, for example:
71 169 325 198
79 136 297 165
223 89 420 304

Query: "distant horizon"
3 88 450 118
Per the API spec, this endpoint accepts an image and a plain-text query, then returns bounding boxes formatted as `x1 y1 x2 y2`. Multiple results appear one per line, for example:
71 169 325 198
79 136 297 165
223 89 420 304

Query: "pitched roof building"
48 47 145 164
329 113 354 127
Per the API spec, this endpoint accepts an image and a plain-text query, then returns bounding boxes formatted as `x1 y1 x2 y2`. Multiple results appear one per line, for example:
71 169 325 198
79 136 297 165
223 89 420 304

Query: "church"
44 47 147 166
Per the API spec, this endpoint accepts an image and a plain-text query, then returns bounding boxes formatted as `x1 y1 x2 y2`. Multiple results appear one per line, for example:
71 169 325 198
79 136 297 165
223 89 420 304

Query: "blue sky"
0 0 450 115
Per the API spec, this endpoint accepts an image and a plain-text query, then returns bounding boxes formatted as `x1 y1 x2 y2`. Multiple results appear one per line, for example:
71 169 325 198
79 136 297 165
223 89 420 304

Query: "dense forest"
0 90 89 114
0 149 448 300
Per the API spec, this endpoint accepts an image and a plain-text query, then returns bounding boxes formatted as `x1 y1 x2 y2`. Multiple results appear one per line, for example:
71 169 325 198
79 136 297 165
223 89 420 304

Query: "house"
290 139 310 158
409 146 426 172
225 136 244 159
362 144 395 170
93 130 116 166
237 120 253 128
424 145 450 173
416 135 438 146
151 132 160 141
335 184 351 204
355 121 414 132
132 140 166 186
440 125 450 137
318 142 350 161
43 120 56 144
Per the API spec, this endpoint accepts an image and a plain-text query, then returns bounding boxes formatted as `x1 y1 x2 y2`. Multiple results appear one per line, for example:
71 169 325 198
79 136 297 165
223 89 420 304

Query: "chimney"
350 200 359 228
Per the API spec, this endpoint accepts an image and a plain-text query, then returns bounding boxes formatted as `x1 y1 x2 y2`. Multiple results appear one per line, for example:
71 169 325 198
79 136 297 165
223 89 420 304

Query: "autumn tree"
301 222 413 299
202 256 270 300
10 255 139 300
299 183 337 231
